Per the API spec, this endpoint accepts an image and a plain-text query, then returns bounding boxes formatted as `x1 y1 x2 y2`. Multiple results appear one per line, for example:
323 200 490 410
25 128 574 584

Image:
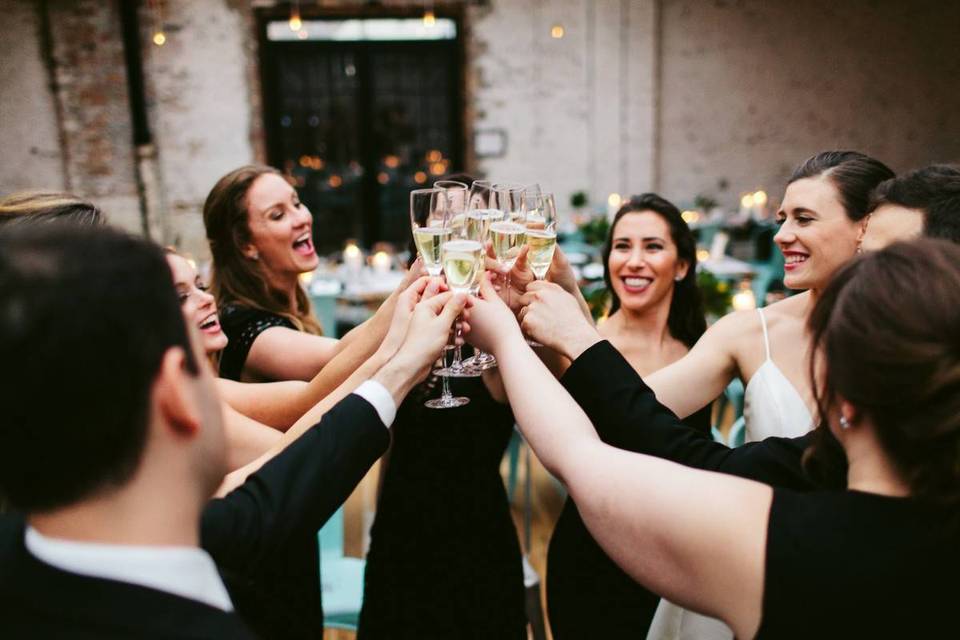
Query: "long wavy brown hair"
202 164 321 334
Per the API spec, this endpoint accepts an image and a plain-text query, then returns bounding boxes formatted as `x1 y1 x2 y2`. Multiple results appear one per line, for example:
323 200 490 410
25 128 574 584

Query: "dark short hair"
0 225 197 511
869 164 960 243
804 239 960 505
789 151 895 222
603 193 707 348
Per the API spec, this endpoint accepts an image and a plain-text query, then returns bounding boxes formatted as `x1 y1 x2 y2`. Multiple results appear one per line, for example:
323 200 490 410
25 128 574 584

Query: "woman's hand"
547 246 579 295
374 292 468 401
485 243 534 313
462 276 524 355
378 276 446 359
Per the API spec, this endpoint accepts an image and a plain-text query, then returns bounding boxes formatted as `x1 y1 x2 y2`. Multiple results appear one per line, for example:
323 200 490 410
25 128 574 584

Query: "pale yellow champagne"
490 221 526 267
413 226 452 275
526 229 557 279
464 209 503 242
442 239 484 292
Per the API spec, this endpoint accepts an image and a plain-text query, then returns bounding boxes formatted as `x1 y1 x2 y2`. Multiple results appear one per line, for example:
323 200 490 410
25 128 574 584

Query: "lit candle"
752 190 768 220
739 193 755 221
607 193 622 219
344 243 363 274
371 251 391 275
731 280 757 311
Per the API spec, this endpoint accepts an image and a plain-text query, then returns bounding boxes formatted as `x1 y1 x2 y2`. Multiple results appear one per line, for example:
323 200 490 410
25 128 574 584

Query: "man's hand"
373 292 467 404
518 281 602 360
462 277 524 355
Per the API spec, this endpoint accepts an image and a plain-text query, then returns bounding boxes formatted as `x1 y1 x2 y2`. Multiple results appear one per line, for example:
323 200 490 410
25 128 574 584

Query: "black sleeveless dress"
217 304 295 381
357 372 526 639
546 405 712 639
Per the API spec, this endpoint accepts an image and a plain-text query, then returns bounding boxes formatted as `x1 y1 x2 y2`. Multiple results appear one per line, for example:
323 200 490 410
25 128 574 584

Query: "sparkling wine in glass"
410 188 450 277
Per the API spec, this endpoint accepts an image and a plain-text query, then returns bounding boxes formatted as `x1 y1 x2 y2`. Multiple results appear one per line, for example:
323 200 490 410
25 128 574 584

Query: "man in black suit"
512 164 960 491
0 225 464 638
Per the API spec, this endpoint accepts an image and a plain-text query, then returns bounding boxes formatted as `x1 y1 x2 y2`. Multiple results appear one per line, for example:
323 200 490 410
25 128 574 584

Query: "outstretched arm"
520 280 742 419
242 259 426 382
466 279 770 638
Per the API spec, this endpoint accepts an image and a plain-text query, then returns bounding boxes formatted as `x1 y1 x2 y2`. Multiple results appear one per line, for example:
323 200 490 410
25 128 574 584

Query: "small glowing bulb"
152 31 166 46
423 10 436 27
344 244 361 258
608 193 622 208
681 210 700 224
289 8 302 32
299 270 315 285
731 281 757 311
696 249 711 262
414 171 428 184
753 190 768 206
551 24 565 39
740 193 755 209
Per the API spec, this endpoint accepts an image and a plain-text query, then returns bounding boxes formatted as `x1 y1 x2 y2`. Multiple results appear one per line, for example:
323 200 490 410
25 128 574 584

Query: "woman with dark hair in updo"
547 193 710 638
469 237 960 639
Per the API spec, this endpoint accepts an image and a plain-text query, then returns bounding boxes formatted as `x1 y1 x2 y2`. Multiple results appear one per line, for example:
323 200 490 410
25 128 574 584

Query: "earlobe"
675 260 690 283
154 347 202 438
242 244 259 261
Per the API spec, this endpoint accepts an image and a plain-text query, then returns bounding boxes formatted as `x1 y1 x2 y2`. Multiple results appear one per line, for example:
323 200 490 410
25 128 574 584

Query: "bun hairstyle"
788 151 895 222
602 193 706 348
805 239 960 504
202 164 321 334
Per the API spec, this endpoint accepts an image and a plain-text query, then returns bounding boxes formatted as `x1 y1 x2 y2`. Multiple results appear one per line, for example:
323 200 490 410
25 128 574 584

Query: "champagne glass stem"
440 367 453 400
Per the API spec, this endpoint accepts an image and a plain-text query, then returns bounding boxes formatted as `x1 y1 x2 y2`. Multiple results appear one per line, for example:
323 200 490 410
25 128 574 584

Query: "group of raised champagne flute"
409 179 559 408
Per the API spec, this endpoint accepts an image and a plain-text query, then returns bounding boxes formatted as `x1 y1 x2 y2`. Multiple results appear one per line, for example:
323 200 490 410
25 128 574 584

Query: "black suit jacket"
1 393 390 639
561 340 815 490
0 515 257 639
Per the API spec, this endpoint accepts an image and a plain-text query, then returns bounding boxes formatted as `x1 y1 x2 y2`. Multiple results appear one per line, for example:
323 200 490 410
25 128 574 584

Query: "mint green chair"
318 506 365 630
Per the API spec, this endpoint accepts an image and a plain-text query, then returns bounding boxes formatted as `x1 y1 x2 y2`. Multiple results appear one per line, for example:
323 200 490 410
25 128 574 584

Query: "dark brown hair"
202 164 321 334
788 151 895 222
804 239 960 504
602 193 706 348
869 164 960 243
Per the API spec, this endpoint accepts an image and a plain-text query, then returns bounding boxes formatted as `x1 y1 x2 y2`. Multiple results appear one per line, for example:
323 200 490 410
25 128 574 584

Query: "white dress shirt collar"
25 526 234 612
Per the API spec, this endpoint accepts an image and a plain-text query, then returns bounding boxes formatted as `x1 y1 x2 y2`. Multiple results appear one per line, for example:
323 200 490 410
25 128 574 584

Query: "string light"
423 1 435 27
150 0 165 47
289 1 302 32
551 24 565 39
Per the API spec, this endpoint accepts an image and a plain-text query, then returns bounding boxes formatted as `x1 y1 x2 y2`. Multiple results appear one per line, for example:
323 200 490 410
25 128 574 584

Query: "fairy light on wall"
423 0 436 27
289 0 302 32
150 0 166 47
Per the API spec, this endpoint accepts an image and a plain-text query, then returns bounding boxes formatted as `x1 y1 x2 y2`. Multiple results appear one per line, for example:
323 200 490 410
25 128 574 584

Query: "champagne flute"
433 181 481 381
523 192 559 347
424 242 483 408
490 184 527 311
410 188 451 277
461 189 503 372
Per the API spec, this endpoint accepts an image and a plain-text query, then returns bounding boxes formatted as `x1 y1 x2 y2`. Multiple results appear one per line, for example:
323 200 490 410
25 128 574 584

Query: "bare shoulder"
754 292 810 332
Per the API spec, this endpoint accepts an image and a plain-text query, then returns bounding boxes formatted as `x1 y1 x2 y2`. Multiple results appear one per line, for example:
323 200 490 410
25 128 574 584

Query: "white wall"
142 0 259 255
468 0 658 213
658 0 960 209
0 0 66 193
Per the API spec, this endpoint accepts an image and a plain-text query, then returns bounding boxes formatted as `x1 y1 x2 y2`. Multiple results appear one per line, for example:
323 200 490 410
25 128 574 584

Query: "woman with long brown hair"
203 164 416 384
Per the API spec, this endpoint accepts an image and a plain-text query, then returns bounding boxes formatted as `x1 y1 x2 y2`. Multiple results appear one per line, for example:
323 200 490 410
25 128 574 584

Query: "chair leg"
525 575 548 640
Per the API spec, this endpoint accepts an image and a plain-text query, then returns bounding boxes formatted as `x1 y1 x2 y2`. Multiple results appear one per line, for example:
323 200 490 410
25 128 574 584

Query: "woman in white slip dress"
639 150 894 640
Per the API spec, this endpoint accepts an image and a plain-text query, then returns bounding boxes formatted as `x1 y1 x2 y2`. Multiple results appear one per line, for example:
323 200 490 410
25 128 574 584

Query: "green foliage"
693 194 719 211
697 270 733 318
580 285 611 321
578 216 610 247
570 191 588 209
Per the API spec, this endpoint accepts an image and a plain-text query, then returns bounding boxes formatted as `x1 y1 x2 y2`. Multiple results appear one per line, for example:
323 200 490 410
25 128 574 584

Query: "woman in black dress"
546 194 710 638
470 239 960 639
357 369 525 638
